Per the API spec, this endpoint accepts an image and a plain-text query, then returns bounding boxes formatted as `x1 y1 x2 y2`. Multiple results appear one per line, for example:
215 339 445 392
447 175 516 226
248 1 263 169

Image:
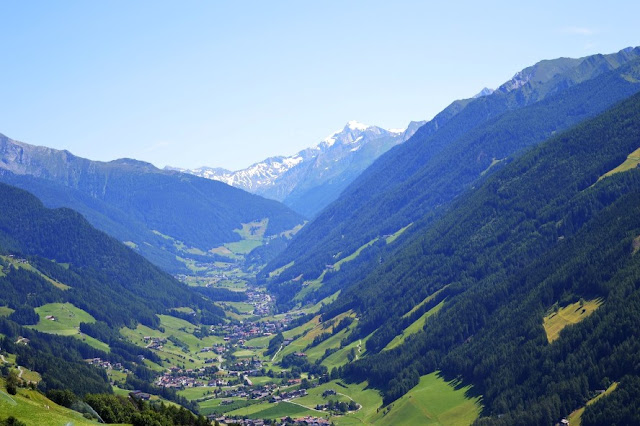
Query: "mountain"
0 182 224 328
0 136 305 273
169 120 425 217
0 182 225 396
331 88 640 424
261 47 640 306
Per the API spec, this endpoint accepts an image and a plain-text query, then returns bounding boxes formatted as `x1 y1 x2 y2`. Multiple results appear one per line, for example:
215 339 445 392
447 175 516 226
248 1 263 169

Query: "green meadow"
368 372 481 425
543 298 603 342
30 303 110 352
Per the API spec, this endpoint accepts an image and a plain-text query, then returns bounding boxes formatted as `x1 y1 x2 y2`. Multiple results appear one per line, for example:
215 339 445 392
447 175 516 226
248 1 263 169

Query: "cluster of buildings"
207 416 331 425
154 366 223 388
246 291 273 316
213 311 305 342
143 336 167 350
85 357 131 383
268 387 308 402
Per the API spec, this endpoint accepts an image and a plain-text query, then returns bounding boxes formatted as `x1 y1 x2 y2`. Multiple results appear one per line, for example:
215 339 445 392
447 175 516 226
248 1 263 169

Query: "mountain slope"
263 47 640 303
171 120 425 217
0 137 305 272
0 182 224 328
327 89 640 424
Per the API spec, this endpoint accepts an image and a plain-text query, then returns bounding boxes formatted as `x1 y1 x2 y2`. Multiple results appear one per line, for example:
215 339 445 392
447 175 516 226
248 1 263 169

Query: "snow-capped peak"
345 120 371 131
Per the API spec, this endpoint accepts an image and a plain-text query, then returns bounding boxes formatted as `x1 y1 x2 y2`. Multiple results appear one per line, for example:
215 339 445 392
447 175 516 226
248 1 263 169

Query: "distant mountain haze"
168 120 426 217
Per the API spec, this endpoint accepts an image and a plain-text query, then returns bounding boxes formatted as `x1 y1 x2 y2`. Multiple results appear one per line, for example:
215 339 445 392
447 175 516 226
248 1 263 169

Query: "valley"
3 45 640 426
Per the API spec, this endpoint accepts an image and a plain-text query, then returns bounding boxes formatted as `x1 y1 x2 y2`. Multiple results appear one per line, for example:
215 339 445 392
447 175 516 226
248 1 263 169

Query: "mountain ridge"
168 119 426 217
0 134 305 273
261 47 640 302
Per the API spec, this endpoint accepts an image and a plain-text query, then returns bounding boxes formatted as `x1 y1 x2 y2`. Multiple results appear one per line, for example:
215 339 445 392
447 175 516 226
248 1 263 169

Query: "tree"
6 370 19 395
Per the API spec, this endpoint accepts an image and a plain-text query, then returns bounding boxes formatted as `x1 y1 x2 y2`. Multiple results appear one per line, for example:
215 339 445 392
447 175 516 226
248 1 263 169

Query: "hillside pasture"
543 298 603 342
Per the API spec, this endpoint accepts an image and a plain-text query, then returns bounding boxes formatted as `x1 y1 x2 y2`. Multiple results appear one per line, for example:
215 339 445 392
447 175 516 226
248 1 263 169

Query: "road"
271 344 284 362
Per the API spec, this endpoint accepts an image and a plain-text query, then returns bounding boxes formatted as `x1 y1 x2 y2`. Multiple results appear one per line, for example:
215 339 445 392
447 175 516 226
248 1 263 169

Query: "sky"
0 1 639 170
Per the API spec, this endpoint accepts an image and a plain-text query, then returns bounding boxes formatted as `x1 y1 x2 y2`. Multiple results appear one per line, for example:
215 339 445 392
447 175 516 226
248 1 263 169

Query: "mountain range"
168 120 426 217
2 46 640 426
0 136 305 273
261 46 640 306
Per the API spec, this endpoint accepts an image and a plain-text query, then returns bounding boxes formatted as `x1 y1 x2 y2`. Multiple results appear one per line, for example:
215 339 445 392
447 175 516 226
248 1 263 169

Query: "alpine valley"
2 47 640 426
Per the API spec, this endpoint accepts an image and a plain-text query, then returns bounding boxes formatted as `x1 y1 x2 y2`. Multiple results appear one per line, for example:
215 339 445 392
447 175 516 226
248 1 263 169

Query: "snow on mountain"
473 87 495 98
168 119 424 216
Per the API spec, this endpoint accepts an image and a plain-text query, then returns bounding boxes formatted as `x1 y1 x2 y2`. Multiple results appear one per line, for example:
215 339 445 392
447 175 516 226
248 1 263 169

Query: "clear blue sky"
0 1 638 170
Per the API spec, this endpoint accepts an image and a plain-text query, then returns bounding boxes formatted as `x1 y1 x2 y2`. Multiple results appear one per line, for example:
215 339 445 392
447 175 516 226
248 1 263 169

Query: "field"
120 314 225 370
0 378 99 426
384 300 445 351
599 147 640 180
269 261 295 278
322 332 373 370
29 303 110 352
277 312 354 361
543 299 603 342
177 386 217 401
226 400 320 419
385 223 413 244
198 397 256 416
333 238 379 271
367 372 482 425
0 255 70 290
0 306 14 317
403 286 448 318
567 382 618 426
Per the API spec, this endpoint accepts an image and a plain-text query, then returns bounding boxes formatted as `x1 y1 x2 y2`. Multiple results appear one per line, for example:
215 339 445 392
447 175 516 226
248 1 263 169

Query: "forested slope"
263 48 640 305
0 140 305 272
322 90 640 424
0 183 224 328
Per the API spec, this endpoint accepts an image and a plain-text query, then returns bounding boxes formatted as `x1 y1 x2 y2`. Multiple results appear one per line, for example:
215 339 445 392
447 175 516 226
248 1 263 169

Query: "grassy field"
269 261 295 278
227 301 255 314
120 314 224 370
368 372 481 426
0 255 70 290
403 286 448 318
322 332 374 370
384 300 446 351
31 303 95 335
0 378 99 425
277 312 353 361
333 238 379 271
0 306 14 317
28 303 110 352
385 223 413 244
178 386 217 401
225 239 263 255
567 382 618 426
227 401 320 419
543 298 603 342
198 397 256 416
234 219 269 240
289 379 383 425
599 147 640 180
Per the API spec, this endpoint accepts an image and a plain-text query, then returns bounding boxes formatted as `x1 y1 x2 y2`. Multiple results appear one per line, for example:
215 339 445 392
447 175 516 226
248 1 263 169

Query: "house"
129 391 150 401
